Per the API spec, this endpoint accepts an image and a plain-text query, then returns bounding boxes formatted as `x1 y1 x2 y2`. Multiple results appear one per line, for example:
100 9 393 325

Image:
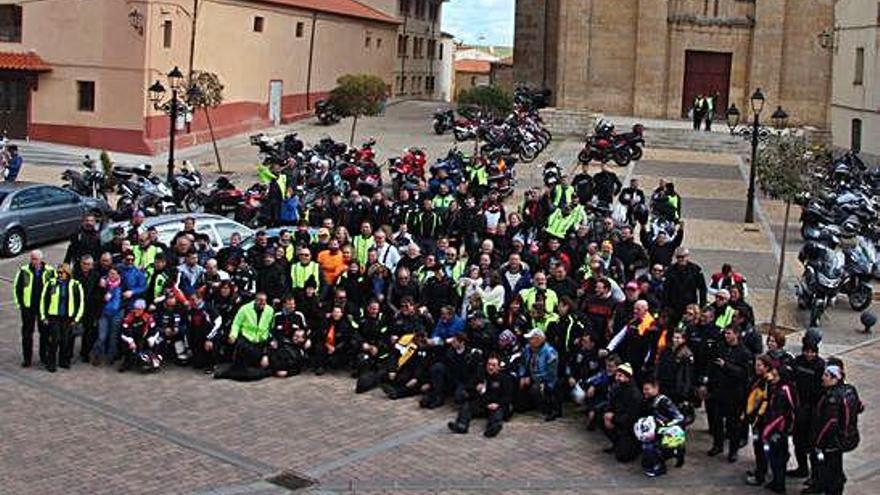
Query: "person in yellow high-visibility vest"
290 246 325 294
353 222 376 266
13 249 56 367
39 263 84 372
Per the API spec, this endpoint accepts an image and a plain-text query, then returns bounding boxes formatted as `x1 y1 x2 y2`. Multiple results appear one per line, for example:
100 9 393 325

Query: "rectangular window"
0 5 22 43
253 16 264 33
77 81 95 112
854 47 865 85
852 119 862 153
162 20 172 48
295 21 304 38
439 43 444 60
365 36 371 48
399 0 410 16
429 3 438 22
401 76 407 94
376 38 382 49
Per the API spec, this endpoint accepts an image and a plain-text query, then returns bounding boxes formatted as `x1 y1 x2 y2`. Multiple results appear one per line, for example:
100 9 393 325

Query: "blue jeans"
92 313 122 360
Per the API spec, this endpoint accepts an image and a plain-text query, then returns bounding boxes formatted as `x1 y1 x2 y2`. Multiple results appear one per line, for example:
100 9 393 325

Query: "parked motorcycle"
578 119 633 167
113 164 177 218
61 156 108 200
315 100 341 125
170 161 203 212
433 109 455 135
797 225 874 326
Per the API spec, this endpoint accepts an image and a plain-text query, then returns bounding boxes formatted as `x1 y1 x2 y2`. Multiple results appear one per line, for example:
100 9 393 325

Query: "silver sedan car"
0 182 111 256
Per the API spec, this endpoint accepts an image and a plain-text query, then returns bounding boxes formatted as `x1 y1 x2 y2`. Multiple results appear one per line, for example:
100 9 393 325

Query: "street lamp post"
726 89 790 224
148 66 185 183
745 88 764 224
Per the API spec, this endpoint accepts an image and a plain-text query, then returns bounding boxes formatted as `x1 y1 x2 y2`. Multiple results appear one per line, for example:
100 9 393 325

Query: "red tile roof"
454 59 492 74
0 51 51 72
253 0 400 24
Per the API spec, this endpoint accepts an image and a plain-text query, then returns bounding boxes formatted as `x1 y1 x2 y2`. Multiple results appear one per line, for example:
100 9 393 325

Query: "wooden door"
682 50 731 118
0 76 28 138
268 80 282 126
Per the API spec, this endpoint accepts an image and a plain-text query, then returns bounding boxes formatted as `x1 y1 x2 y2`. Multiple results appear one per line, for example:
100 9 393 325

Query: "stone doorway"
681 50 731 119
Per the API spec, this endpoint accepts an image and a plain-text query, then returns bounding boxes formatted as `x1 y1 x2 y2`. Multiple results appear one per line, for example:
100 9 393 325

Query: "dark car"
0 182 111 256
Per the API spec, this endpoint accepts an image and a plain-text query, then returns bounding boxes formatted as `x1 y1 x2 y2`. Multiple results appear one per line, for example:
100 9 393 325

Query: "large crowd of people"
12 161 862 494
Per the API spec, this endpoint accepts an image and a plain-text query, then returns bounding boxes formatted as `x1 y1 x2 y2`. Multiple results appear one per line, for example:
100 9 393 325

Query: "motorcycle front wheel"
613 150 632 167
433 122 446 135
848 285 873 311
630 145 643 162
518 145 539 163
184 193 204 213
577 149 592 165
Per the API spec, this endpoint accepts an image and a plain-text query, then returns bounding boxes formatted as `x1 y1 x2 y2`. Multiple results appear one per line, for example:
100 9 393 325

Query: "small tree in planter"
328 74 386 146
755 134 828 330
187 71 225 172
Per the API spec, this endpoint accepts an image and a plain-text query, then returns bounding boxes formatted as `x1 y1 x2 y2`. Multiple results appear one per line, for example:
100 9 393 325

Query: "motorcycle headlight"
815 271 838 288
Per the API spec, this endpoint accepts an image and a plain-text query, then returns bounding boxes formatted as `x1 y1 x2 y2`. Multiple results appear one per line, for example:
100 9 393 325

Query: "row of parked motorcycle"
795 151 880 327
432 108 551 164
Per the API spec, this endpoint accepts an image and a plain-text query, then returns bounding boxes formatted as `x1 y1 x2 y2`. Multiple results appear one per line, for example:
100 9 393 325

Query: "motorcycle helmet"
595 119 614 135
634 416 657 442
658 425 686 449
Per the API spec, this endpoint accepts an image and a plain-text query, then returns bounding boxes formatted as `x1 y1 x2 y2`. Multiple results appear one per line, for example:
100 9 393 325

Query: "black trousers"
20 308 42 365
455 398 505 433
751 436 768 481
816 450 845 495
709 399 741 454
604 423 639 462
427 361 469 405
765 434 790 490
79 313 99 361
45 317 74 370
792 411 814 473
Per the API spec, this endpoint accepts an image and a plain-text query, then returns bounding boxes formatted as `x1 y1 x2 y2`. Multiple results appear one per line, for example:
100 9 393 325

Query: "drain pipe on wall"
305 11 318 110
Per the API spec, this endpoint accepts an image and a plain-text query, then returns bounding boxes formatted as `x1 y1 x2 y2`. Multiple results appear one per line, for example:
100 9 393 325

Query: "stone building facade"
361 0 448 99
514 0 835 128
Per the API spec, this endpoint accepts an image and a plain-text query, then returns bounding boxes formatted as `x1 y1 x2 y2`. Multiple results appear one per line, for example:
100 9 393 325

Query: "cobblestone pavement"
2 102 878 494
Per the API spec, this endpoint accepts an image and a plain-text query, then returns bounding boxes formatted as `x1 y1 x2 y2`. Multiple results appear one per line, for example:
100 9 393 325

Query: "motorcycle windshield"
822 250 845 278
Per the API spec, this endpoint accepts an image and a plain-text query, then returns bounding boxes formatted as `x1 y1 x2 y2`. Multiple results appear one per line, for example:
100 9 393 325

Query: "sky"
442 0 515 46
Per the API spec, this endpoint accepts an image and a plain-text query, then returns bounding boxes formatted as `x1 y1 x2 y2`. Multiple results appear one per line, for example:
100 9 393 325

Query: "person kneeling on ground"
603 362 642 462
639 378 687 477
119 299 161 373
449 354 513 438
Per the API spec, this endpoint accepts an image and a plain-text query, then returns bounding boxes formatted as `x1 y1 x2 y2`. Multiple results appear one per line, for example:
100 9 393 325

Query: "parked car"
0 182 111 256
100 213 258 252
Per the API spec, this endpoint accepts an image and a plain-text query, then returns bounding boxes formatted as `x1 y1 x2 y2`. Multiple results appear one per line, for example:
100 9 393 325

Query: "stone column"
632 0 669 117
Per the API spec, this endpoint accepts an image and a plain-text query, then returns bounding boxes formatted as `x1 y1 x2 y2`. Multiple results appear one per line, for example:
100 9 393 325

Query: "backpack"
838 383 864 452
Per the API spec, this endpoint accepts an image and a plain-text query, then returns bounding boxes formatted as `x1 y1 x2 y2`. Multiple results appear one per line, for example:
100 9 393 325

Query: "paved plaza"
2 102 878 494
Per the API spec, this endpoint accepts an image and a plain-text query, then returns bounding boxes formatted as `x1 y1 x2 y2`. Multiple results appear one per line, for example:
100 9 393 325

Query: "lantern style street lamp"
148 66 186 183
725 89 789 224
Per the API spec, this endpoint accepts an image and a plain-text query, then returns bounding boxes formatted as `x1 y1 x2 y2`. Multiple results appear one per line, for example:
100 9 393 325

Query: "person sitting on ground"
517 328 561 421
448 354 513 438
